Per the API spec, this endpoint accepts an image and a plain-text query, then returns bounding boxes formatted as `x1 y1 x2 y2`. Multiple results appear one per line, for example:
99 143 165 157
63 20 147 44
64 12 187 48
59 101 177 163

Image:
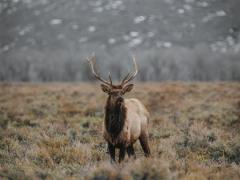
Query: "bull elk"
87 55 151 163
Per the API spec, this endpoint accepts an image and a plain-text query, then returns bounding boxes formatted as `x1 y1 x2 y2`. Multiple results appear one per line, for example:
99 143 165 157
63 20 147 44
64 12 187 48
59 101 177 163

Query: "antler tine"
121 72 131 85
108 72 112 85
121 55 138 86
87 55 111 86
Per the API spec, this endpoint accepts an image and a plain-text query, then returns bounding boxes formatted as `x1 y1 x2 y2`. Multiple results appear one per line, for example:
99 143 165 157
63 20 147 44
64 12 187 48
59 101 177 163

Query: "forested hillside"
0 0 240 81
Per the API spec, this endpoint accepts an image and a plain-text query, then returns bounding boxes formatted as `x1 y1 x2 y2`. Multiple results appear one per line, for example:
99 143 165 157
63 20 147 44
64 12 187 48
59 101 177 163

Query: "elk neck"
104 96 127 137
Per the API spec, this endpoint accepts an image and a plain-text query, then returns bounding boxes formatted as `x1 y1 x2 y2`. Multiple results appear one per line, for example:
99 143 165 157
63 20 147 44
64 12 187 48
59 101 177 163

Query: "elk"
87 55 151 163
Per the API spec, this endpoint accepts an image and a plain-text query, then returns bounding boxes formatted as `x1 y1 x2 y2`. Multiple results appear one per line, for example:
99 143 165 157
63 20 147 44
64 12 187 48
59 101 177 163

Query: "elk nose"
117 96 124 103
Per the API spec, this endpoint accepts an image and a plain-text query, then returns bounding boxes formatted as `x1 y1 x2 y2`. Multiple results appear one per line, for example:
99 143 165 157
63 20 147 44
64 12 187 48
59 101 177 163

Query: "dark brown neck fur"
105 97 127 138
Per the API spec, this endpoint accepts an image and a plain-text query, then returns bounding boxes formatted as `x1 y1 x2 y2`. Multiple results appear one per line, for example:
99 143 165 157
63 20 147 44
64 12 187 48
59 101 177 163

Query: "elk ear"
101 84 111 93
122 84 134 94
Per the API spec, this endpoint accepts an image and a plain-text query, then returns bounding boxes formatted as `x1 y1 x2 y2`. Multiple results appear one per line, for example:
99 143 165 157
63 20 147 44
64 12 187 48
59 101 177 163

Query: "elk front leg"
139 132 151 157
108 143 115 162
119 146 126 163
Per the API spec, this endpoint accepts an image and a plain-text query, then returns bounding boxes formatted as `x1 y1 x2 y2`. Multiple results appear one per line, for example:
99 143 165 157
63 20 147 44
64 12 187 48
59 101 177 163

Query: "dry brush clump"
0 82 240 179
87 158 178 180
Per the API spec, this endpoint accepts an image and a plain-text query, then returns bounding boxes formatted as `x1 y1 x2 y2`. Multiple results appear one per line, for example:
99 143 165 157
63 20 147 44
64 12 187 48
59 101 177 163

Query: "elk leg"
108 143 115 162
127 145 136 159
139 133 151 157
119 146 126 163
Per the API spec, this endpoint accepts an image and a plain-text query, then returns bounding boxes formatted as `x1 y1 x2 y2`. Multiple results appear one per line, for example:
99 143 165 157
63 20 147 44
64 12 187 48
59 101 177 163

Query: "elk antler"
87 54 112 86
108 72 112 85
121 55 138 86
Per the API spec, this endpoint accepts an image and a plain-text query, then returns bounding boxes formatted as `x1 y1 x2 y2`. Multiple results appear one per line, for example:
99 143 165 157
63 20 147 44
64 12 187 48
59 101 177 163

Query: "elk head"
87 55 138 106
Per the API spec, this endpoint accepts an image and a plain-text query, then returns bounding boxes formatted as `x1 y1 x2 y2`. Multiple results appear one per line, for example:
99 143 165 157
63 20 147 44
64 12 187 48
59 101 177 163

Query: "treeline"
0 44 240 82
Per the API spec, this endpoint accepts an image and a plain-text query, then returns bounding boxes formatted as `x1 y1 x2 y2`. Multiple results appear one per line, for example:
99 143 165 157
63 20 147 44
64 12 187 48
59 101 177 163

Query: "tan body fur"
103 98 149 147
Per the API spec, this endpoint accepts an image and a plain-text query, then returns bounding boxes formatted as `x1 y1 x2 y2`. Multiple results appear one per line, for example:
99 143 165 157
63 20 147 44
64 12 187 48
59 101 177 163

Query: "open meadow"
0 82 240 179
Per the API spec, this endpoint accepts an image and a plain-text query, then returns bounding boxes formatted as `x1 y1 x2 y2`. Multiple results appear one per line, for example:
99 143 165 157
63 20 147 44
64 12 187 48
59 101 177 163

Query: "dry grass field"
0 82 240 179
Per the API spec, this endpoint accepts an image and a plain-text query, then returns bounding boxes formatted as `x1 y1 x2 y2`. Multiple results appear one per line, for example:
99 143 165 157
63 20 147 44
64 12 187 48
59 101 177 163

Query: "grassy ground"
0 82 240 179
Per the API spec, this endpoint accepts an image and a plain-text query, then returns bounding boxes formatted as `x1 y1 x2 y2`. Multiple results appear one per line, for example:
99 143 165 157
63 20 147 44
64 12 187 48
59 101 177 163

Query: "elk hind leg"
127 145 136 159
139 132 151 157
